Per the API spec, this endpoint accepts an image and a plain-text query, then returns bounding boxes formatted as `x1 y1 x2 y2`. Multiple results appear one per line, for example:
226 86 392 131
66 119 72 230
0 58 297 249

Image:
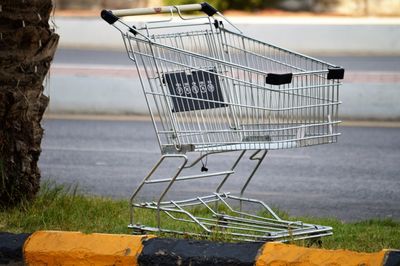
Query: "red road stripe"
51 65 400 83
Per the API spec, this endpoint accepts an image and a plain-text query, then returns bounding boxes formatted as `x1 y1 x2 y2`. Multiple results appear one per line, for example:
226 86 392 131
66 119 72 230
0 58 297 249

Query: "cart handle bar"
101 2 217 24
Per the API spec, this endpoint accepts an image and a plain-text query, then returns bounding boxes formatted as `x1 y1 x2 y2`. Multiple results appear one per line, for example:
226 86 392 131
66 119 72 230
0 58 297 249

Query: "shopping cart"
101 2 344 242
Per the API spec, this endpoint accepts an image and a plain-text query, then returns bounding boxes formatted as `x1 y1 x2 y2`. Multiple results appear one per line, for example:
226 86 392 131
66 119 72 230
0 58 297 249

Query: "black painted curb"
138 238 264 266
0 232 31 265
384 250 400 266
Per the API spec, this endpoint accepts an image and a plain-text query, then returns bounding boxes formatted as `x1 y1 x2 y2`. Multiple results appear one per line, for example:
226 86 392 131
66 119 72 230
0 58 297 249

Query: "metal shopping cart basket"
101 2 344 242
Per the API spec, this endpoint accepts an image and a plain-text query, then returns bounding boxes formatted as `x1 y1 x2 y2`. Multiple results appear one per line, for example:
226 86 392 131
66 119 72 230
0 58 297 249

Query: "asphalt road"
39 119 400 222
53 48 400 71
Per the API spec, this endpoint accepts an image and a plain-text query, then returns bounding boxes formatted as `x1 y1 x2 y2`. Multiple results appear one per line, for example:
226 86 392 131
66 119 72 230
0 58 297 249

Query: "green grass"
1 182 399 252
0 182 131 235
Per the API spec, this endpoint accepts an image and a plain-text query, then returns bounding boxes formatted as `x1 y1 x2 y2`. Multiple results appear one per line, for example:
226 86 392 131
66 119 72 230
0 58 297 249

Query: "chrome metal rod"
111 4 202 17
240 150 268 198
144 170 235 184
129 154 188 226
156 157 189 229
216 150 246 193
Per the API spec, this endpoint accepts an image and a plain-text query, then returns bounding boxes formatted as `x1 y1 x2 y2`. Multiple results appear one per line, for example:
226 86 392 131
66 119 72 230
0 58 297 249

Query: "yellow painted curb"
23 231 154 266
256 242 386 266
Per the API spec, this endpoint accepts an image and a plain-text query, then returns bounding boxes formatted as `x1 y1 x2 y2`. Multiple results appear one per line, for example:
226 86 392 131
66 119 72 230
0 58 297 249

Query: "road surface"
39 118 400 222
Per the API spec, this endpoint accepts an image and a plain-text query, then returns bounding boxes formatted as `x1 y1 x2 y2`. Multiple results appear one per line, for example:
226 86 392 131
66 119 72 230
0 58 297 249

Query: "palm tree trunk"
0 0 59 207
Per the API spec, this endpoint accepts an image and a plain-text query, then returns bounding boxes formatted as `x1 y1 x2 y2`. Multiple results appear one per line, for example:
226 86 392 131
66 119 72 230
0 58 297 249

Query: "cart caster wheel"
306 237 323 248
131 226 147 235
132 230 144 235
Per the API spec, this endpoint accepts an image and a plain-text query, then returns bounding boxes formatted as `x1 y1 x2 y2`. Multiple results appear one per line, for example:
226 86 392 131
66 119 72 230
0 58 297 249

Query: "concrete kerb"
23 231 155 265
2 231 399 265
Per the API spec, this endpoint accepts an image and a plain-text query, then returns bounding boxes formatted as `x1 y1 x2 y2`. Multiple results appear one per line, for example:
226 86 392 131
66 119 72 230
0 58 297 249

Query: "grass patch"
291 217 400 252
0 182 399 252
0 182 130 235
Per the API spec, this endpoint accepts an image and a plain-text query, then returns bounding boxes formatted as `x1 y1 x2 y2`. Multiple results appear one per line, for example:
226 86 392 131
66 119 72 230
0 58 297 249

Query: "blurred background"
54 0 400 16
47 0 400 118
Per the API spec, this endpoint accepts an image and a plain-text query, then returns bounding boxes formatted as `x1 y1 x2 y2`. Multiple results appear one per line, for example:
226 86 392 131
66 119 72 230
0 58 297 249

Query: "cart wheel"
131 225 147 235
306 237 323 248
217 216 228 230
134 229 146 235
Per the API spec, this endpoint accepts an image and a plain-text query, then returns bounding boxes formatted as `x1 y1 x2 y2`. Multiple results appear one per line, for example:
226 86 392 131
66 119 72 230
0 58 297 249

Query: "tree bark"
0 0 59 207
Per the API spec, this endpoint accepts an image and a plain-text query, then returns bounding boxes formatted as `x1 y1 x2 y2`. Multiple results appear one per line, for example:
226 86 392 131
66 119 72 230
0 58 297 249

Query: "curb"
2 231 399 265
23 231 154 265
0 232 31 265
139 238 263 266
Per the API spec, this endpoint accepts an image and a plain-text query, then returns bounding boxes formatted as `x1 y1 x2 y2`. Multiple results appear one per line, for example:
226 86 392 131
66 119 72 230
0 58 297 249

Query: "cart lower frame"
128 150 332 242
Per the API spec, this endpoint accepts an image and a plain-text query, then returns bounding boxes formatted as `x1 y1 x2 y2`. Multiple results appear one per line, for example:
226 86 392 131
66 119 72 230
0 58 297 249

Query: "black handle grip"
101 10 119 25
327 67 345 80
201 2 218 16
265 73 293 85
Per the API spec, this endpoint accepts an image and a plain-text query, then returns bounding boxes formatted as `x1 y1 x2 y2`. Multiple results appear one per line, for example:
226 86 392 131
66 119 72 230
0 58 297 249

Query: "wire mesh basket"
101 2 344 242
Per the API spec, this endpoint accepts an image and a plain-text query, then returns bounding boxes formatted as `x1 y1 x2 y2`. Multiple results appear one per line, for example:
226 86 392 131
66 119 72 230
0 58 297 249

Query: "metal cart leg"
129 151 237 230
215 149 268 208
129 154 188 228
239 150 268 198
216 150 246 193
215 150 268 196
